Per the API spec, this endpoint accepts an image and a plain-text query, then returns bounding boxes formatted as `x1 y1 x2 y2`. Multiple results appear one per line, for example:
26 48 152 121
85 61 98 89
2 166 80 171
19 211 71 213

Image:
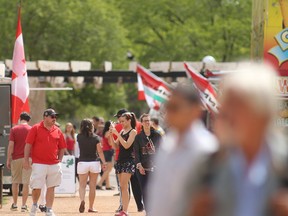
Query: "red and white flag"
137 74 146 100
136 64 171 110
184 62 219 114
11 7 30 124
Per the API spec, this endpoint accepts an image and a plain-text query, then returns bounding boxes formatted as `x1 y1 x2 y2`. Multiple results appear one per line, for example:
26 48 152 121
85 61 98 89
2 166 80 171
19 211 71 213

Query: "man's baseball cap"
114 109 128 118
43 108 59 117
20 112 31 121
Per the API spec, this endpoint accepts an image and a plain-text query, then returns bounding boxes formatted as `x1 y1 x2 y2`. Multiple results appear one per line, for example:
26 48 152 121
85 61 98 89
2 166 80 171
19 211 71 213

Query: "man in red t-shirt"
23 109 66 216
6 112 32 212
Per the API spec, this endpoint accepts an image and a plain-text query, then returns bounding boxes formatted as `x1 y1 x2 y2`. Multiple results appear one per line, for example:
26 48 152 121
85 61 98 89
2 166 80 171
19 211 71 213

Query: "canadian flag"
11 7 30 124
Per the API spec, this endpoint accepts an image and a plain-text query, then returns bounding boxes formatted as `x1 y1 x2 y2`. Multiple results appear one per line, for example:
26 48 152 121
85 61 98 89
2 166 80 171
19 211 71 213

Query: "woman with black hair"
77 119 107 213
110 112 137 216
134 114 162 211
97 121 114 190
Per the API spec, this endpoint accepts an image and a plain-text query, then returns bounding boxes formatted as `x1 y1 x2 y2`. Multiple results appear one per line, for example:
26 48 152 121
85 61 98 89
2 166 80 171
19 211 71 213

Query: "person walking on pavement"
7 112 32 212
77 119 107 213
134 114 162 211
112 109 144 213
110 112 138 216
23 109 67 216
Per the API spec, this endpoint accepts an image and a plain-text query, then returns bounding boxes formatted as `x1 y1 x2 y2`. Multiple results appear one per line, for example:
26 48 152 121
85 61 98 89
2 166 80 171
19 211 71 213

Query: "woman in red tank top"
97 121 114 189
64 122 75 155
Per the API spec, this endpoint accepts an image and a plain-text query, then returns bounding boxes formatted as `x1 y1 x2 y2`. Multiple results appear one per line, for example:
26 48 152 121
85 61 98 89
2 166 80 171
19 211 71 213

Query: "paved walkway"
0 171 145 216
1 195 143 216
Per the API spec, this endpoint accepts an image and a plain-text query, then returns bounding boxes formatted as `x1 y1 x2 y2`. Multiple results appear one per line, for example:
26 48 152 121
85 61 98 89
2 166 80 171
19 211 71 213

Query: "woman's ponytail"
130 112 137 129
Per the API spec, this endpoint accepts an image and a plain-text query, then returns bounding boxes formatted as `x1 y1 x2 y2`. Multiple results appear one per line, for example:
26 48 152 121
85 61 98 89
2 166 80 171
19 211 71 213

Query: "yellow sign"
264 0 288 75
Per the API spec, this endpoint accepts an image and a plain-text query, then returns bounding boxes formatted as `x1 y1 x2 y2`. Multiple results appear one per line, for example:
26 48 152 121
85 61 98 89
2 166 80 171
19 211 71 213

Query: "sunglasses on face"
49 115 57 119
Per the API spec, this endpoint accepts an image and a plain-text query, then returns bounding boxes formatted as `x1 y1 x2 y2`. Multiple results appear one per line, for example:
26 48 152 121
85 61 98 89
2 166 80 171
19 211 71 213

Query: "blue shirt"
229 145 270 216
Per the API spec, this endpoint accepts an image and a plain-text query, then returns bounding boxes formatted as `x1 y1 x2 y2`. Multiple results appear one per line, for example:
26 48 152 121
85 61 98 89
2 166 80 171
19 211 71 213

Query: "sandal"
79 201 85 213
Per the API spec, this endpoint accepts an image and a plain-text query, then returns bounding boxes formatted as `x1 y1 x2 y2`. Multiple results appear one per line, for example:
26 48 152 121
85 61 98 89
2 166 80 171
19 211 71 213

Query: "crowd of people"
6 106 164 216
6 63 288 216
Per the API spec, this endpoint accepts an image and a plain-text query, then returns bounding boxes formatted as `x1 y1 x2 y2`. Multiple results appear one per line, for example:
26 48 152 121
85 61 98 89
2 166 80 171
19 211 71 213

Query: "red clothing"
65 135 75 151
102 136 112 151
136 121 142 134
114 124 122 161
9 124 32 160
26 121 67 165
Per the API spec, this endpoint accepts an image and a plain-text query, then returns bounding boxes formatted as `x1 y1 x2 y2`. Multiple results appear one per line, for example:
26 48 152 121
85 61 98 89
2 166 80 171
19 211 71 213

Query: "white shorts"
30 163 62 189
77 161 101 174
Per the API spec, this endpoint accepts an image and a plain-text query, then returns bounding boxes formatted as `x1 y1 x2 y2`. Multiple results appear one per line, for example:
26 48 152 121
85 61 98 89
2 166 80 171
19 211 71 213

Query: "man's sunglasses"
49 115 57 119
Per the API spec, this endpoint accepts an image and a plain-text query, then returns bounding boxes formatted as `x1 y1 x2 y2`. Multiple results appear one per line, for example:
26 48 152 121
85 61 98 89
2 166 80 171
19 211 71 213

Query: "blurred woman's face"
66 124 73 133
119 116 130 129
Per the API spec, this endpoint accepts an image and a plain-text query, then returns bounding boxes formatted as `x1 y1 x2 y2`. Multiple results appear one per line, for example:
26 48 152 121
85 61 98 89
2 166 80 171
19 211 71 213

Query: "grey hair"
220 63 278 116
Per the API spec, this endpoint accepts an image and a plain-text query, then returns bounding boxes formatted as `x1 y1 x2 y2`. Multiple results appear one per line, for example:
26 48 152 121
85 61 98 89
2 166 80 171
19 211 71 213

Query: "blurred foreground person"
148 84 218 216
192 64 288 216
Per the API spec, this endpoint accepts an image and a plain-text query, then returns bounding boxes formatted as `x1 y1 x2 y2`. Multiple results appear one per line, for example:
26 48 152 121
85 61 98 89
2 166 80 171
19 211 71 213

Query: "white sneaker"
46 209 56 216
21 205 29 212
30 204 38 216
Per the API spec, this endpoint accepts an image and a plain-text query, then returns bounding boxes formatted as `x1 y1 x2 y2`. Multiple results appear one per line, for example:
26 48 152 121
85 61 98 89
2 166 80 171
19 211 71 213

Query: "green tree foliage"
0 0 128 68
116 0 251 64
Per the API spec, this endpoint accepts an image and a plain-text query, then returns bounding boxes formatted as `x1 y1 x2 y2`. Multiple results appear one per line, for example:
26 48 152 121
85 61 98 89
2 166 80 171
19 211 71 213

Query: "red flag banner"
136 64 171 110
184 62 219 113
11 7 30 124
137 74 146 100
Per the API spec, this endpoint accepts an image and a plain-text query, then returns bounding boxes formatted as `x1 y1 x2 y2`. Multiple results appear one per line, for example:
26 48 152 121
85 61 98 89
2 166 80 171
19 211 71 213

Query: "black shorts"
115 160 135 174
104 150 114 162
